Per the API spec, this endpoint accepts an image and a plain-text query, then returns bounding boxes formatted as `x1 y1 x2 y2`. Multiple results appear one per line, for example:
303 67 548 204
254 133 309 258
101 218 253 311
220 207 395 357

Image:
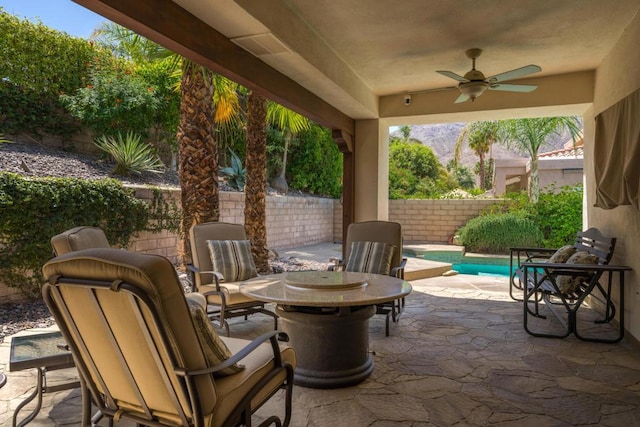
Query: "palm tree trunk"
244 91 270 273
478 152 486 190
529 156 539 204
177 61 218 265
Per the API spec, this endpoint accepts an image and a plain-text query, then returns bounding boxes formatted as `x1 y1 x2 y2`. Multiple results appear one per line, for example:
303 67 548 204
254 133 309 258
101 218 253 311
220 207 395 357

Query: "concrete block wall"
127 189 337 264
389 199 499 243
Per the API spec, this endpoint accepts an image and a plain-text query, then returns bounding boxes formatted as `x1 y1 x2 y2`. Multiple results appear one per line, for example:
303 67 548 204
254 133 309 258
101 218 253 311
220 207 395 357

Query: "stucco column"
354 119 389 221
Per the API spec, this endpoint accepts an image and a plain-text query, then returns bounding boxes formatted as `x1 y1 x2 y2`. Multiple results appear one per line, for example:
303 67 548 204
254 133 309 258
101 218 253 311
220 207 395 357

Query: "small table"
241 271 412 388
9 331 89 427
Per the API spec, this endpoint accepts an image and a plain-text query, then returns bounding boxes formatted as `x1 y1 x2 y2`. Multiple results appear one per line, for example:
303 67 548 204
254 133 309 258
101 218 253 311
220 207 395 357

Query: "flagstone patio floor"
2 244 640 426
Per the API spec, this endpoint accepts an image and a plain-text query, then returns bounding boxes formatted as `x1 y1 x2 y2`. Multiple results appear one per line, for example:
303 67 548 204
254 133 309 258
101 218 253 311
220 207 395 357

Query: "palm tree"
244 92 270 272
498 116 581 203
90 23 241 264
177 61 218 260
266 102 311 192
454 121 500 190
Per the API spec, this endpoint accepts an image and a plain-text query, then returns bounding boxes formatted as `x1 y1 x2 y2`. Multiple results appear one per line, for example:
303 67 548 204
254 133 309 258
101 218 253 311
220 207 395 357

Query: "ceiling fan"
434 48 541 103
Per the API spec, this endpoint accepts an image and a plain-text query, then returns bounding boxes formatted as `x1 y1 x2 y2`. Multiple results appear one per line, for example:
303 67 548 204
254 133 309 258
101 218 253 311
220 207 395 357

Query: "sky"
0 0 106 38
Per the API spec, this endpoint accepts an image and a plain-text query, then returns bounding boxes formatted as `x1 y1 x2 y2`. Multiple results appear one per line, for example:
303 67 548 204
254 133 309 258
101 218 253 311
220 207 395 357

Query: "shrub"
0 9 107 140
0 172 149 297
94 131 164 176
481 184 583 248
60 57 160 138
536 184 583 247
457 212 544 254
286 125 343 198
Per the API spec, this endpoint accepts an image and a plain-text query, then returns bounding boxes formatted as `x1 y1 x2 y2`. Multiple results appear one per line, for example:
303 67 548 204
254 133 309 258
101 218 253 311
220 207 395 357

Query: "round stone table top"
240 271 412 307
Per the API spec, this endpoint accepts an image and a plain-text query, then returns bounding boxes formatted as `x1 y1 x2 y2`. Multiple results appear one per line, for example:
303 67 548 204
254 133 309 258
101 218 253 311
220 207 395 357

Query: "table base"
276 304 375 388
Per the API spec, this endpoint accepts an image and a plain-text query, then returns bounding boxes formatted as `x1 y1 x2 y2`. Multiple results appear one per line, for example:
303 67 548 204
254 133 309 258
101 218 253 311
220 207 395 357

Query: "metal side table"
9 331 89 427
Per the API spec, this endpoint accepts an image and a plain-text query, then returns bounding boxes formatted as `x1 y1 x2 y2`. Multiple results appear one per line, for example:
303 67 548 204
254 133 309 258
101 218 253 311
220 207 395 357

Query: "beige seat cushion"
213 337 296 427
198 283 259 306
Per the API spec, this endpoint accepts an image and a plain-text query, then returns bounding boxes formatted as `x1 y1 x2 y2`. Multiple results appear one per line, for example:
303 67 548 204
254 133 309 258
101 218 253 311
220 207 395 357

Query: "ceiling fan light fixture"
458 81 489 101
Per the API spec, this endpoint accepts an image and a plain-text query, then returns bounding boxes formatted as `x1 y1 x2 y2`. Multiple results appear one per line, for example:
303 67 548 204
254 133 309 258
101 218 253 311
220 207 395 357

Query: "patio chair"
42 248 295 427
50 226 111 255
330 220 407 336
188 222 279 336
512 228 631 342
51 226 207 310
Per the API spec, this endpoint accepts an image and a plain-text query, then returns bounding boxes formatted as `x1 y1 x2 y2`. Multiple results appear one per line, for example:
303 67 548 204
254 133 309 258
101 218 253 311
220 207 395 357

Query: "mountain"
399 123 576 170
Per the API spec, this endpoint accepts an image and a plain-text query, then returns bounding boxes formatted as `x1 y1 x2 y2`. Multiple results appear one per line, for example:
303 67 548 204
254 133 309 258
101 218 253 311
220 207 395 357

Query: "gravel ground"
0 141 316 196
0 140 329 342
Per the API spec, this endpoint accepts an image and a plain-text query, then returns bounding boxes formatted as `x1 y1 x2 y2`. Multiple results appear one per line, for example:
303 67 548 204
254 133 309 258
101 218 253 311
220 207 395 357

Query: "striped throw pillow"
345 241 396 275
188 300 244 376
206 240 258 282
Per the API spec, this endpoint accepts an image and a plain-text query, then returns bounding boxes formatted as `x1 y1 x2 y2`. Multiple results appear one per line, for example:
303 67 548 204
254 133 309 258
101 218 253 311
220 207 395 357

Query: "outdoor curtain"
594 88 640 209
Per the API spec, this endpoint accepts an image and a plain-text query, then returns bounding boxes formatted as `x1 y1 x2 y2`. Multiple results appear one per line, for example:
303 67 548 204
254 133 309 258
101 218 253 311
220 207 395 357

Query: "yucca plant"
94 131 164 176
221 148 246 190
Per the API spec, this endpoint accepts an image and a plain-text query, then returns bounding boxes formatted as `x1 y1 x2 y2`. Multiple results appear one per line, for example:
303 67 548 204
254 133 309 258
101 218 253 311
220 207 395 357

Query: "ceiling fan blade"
489 83 538 93
454 93 470 103
437 70 468 82
486 65 541 83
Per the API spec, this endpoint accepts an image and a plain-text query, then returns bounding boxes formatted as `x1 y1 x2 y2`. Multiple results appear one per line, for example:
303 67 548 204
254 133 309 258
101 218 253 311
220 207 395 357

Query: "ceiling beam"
73 0 355 134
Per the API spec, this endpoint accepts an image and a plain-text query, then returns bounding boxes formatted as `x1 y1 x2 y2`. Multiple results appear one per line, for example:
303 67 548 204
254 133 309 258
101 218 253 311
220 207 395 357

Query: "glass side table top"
9 331 75 372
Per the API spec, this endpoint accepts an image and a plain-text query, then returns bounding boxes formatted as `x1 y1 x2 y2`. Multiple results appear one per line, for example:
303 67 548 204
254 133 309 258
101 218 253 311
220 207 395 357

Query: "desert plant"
457 212 544 254
221 148 246 190
94 131 164 176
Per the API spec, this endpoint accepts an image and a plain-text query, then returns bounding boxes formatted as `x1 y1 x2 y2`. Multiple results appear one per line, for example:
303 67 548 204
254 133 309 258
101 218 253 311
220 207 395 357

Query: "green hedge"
457 212 544 254
0 172 149 297
0 9 109 139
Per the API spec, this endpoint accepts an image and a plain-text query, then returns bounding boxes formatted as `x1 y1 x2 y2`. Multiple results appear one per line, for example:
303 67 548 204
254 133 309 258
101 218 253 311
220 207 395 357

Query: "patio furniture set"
6 223 631 426
9 221 410 426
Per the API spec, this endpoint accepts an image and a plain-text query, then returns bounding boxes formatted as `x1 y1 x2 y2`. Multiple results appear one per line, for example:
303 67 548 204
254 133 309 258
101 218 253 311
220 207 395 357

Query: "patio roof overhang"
72 0 640 236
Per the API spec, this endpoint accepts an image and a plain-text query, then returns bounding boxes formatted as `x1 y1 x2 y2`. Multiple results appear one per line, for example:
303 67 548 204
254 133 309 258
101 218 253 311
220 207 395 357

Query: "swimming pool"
451 263 511 277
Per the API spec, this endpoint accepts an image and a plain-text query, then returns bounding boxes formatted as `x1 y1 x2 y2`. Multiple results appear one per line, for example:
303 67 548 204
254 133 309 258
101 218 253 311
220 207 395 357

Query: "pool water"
452 263 511 277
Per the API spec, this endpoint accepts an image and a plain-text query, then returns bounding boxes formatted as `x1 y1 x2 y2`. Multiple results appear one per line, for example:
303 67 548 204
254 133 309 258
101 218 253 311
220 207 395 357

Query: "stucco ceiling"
168 0 640 120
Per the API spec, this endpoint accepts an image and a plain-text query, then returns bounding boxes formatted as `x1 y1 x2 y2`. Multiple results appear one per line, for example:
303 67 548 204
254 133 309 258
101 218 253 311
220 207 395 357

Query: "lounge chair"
188 222 278 336
511 228 631 342
330 220 407 336
42 248 295 427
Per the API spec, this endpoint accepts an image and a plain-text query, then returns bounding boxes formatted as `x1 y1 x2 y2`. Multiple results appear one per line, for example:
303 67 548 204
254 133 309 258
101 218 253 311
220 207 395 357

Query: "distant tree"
497 116 581 203
266 103 311 192
454 121 501 190
446 160 475 190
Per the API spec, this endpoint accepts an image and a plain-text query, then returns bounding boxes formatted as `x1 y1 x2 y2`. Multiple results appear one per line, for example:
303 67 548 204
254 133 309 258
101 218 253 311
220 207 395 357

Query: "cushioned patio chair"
50 226 111 256
511 228 630 342
330 220 407 336
188 222 279 336
42 248 295 427
52 226 207 310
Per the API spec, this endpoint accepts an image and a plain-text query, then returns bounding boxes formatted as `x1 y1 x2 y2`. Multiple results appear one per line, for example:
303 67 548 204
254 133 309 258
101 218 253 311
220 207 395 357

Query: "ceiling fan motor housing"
458 80 489 100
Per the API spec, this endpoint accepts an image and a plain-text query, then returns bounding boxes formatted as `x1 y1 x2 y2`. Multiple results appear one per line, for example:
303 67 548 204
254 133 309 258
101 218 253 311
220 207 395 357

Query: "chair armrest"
390 258 407 278
521 261 632 273
187 264 224 288
181 331 283 376
510 246 556 253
